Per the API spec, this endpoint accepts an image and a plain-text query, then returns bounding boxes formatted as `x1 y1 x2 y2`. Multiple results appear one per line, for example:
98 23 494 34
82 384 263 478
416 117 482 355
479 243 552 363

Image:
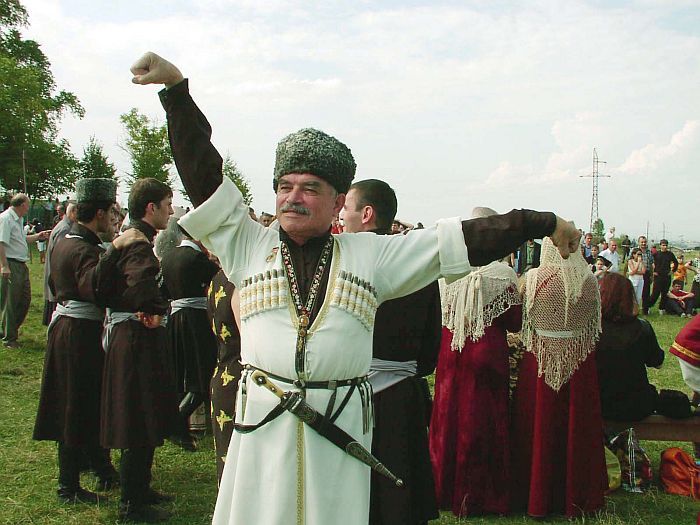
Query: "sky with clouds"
20 0 700 243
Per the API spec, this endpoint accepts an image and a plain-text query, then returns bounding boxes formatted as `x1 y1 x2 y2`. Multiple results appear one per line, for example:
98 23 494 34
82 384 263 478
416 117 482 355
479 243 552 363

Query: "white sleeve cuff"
436 216 470 284
178 177 243 241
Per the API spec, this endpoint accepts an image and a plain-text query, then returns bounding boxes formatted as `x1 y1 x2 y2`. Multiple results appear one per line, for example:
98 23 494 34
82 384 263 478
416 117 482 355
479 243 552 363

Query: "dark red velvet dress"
430 304 521 517
509 350 607 518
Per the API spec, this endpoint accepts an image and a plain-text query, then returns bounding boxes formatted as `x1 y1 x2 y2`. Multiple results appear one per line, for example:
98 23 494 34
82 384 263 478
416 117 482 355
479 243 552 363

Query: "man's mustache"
280 203 310 215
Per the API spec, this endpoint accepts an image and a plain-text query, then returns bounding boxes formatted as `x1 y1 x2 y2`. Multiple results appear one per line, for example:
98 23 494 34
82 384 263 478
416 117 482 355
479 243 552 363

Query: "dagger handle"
251 370 285 399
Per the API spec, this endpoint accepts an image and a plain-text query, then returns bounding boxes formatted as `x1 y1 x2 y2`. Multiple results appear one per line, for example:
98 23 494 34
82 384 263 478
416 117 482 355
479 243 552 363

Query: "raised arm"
461 210 562 265
131 52 222 206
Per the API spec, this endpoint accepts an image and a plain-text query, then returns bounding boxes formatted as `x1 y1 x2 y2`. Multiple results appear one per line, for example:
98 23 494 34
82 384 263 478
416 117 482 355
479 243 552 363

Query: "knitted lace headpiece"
440 206 521 350
441 261 520 350
522 237 601 391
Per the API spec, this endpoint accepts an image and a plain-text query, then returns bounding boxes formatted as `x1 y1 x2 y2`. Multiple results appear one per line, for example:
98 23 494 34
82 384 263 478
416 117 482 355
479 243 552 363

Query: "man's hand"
550 216 581 259
136 312 164 329
0 266 10 278
112 228 149 250
131 52 184 88
39 230 50 240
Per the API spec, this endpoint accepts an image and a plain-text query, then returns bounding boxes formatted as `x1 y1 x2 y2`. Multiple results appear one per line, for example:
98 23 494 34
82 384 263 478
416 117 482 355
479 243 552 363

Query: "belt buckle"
293 378 306 389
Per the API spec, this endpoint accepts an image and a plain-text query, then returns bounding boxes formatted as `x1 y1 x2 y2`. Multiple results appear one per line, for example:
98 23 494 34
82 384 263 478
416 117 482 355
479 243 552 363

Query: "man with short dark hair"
582 232 594 258
0 193 49 347
34 179 146 505
342 179 440 525
132 51 582 525
649 239 679 314
100 177 178 522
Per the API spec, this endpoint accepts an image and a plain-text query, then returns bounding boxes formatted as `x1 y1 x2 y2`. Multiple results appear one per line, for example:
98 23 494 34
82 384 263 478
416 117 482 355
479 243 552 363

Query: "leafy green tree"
0 0 83 197
222 154 252 206
592 218 605 244
119 108 172 185
79 136 116 179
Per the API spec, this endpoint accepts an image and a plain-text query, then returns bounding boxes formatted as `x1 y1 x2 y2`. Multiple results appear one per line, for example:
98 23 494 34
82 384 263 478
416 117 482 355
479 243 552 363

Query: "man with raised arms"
131 51 580 525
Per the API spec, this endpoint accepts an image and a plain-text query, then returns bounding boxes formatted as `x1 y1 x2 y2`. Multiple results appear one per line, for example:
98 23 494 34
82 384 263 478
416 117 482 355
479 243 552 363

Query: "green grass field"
0 252 698 524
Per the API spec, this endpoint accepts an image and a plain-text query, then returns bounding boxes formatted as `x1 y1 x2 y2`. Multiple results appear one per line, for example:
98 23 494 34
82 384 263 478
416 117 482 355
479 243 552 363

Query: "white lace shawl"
441 261 520 351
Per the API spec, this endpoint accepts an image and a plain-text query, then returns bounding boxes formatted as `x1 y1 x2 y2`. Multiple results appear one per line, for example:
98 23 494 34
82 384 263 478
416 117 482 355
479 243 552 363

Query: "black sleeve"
462 209 557 266
119 243 170 315
92 244 122 304
639 319 664 368
197 251 221 285
671 253 679 273
159 80 223 207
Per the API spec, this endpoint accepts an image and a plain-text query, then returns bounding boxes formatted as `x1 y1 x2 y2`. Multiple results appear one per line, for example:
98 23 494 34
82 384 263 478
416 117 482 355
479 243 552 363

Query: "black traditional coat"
100 220 178 449
161 242 219 394
369 280 442 525
33 223 119 446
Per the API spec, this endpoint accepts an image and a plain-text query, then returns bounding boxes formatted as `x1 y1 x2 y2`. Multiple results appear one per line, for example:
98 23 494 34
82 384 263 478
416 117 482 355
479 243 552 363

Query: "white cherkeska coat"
179 177 470 525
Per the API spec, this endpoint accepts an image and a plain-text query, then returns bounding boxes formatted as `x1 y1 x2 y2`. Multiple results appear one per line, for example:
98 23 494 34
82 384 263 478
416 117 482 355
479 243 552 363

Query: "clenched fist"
550 216 581 259
131 52 184 88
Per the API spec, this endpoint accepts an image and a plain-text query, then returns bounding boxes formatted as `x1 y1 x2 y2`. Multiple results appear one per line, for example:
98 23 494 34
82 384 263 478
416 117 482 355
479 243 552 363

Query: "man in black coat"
100 178 178 522
649 239 679 314
34 178 146 504
341 179 441 525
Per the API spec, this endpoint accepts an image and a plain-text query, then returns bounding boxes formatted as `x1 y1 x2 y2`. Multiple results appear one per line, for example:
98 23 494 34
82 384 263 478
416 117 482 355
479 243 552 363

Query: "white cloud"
616 120 700 176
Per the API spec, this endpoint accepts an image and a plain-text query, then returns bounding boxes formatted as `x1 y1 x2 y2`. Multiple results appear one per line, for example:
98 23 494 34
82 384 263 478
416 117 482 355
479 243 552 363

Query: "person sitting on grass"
666 280 695 318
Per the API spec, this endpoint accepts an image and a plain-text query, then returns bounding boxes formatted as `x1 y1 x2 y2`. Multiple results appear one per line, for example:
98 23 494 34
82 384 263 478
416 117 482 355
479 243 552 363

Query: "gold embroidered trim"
305 241 342 337
296 421 305 525
672 341 700 362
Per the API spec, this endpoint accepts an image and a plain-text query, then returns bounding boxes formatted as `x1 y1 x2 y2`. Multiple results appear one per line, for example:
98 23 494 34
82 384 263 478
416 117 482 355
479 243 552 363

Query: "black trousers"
667 297 695 315
649 274 672 311
120 447 155 505
641 273 652 311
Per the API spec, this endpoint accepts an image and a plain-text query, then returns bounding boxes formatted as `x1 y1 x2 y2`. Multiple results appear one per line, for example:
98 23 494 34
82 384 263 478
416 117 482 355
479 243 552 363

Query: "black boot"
142 487 174 504
57 443 104 504
58 486 103 504
118 501 171 523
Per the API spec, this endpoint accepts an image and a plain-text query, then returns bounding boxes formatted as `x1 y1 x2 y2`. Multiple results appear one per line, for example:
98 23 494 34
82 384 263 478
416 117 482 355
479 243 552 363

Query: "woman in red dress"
510 237 607 518
430 207 522 517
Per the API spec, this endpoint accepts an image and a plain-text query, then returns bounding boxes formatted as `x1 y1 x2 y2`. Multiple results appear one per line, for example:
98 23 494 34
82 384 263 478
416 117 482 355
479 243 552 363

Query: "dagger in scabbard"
250 370 404 488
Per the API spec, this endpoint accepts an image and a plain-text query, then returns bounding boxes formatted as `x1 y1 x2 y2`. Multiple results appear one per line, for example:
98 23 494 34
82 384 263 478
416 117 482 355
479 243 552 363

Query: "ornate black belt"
242 363 368 390
235 364 373 436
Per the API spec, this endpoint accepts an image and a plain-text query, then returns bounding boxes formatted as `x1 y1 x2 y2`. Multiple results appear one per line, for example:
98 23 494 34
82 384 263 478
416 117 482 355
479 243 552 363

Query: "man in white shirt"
599 240 620 273
0 194 49 347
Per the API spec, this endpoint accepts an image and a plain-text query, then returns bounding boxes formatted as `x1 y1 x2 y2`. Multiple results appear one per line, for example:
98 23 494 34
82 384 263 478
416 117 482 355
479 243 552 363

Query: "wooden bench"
604 415 700 442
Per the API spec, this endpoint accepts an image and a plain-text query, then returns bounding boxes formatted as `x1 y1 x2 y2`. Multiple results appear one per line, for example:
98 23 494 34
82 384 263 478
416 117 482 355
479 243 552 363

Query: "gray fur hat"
273 128 356 194
75 178 117 203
